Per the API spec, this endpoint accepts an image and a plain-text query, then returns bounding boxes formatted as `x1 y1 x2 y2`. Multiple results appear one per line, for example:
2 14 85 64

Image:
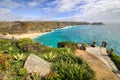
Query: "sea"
34 24 120 55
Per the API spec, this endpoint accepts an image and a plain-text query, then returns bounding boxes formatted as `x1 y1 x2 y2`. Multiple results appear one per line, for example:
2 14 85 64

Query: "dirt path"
86 47 120 77
75 49 120 80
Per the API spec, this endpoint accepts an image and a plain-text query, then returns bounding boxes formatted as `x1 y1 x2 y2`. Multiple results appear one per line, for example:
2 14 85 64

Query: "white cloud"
0 0 21 9
0 0 120 22
27 0 48 7
52 0 83 12
77 0 120 22
52 0 120 22
28 0 40 7
0 13 36 21
0 8 11 14
0 0 22 21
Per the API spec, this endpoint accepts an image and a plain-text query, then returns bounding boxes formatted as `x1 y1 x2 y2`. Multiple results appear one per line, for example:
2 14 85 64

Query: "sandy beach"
0 32 49 39
0 26 70 40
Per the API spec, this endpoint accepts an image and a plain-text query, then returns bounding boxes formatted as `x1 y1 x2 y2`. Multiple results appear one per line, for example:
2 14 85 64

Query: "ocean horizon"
34 24 120 55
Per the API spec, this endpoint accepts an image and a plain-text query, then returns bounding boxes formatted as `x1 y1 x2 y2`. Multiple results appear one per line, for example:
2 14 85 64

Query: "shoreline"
0 32 49 39
0 26 73 40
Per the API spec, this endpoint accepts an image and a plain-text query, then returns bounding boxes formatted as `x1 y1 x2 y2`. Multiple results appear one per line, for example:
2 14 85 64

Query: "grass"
107 50 120 70
109 53 120 70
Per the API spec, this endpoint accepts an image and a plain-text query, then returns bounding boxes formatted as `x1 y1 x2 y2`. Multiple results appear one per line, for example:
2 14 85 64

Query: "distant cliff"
0 21 90 34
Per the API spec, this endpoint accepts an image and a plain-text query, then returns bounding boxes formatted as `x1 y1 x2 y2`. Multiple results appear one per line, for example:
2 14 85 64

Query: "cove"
34 24 120 55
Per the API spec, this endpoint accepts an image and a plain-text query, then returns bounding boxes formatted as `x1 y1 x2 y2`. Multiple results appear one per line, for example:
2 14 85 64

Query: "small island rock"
91 22 104 25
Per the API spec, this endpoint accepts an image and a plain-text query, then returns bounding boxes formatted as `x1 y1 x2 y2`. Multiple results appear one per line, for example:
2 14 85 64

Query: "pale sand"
0 26 70 40
0 32 49 39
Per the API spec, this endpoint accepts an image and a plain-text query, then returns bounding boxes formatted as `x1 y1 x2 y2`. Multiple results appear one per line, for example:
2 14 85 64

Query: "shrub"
44 52 56 62
13 53 26 62
109 53 120 70
16 38 34 48
0 54 6 71
107 49 120 70
2 32 7 35
17 68 27 76
43 52 96 80
49 62 95 80
57 41 76 52
0 39 11 51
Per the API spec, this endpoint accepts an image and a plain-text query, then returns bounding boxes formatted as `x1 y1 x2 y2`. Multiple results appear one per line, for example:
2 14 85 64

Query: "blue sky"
0 0 120 22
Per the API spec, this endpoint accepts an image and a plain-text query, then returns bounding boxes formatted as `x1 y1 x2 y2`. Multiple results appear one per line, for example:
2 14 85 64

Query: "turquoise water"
34 24 120 55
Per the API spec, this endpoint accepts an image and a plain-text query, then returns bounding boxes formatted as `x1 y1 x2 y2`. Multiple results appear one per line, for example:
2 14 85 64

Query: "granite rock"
24 54 51 77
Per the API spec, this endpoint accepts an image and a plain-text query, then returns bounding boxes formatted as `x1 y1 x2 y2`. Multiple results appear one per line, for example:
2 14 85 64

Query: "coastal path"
86 47 120 77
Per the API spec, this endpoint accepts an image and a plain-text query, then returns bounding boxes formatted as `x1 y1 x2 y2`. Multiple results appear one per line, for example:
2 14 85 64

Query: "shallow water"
34 24 120 55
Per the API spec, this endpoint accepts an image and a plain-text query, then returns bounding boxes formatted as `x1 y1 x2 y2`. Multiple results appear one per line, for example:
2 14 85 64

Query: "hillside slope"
0 21 89 34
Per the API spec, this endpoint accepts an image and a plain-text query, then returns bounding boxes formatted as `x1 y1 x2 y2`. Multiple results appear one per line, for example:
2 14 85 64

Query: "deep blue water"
34 24 120 55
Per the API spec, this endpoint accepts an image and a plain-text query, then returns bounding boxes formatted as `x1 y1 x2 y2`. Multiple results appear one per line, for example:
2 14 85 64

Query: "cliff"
0 21 90 34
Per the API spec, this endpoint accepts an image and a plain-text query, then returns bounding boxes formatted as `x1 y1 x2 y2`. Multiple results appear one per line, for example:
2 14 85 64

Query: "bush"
16 38 34 48
57 41 76 52
43 52 96 80
107 49 120 70
44 52 57 62
109 53 120 70
49 62 95 80
17 68 27 76
0 54 6 71
0 39 10 51
2 32 7 35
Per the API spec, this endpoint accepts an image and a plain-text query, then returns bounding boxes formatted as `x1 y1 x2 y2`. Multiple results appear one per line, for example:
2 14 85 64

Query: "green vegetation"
57 41 77 52
18 68 27 76
80 43 88 47
43 52 96 80
0 38 96 80
107 50 120 70
0 21 90 34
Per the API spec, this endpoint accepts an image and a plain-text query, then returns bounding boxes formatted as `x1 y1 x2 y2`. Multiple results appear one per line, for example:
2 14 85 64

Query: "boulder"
24 54 51 77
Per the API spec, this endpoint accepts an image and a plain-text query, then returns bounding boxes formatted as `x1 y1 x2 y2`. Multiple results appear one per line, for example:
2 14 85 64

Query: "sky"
0 0 120 22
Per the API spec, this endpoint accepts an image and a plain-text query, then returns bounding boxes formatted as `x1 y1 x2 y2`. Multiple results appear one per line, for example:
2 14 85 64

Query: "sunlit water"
34 24 120 55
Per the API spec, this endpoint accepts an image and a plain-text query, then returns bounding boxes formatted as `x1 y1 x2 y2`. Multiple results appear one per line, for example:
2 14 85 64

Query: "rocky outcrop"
24 54 51 77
